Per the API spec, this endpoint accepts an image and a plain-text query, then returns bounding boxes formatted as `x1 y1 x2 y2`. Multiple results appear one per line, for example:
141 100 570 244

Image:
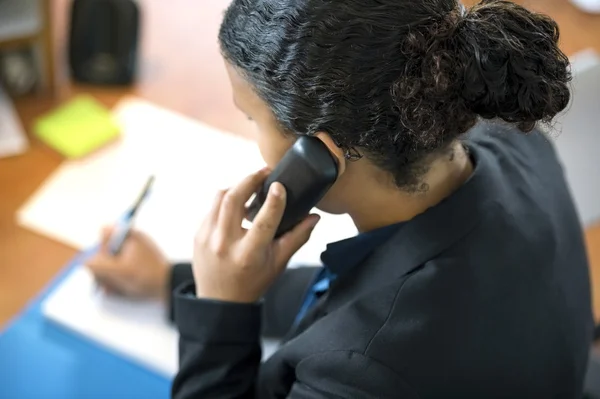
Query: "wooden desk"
1 0 599 327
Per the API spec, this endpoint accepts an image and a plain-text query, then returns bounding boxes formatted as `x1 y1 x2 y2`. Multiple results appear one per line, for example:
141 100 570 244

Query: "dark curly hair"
219 0 571 190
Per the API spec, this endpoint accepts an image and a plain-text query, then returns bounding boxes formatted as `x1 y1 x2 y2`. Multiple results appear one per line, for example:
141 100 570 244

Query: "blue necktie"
294 267 336 326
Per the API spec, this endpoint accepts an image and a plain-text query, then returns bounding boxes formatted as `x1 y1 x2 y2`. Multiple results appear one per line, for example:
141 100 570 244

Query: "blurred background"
0 0 599 386
0 0 258 327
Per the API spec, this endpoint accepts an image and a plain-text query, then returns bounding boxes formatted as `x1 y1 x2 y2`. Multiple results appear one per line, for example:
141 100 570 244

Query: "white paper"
18 98 357 261
16 97 266 260
42 266 179 377
42 266 284 377
33 98 357 377
0 85 28 158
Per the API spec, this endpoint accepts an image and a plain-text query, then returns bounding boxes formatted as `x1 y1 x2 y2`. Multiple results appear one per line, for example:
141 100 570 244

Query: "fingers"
218 168 269 232
274 214 320 267
94 274 128 296
86 253 135 295
207 189 227 226
86 252 118 276
99 226 114 251
244 182 287 248
86 254 118 289
101 226 113 241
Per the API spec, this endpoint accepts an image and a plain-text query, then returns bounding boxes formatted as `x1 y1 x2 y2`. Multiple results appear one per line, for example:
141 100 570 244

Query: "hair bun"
456 0 571 132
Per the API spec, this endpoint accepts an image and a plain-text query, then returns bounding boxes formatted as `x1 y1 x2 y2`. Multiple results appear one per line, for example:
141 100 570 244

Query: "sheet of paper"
42 266 179 377
0 85 28 158
42 266 281 377
32 98 357 377
18 98 357 262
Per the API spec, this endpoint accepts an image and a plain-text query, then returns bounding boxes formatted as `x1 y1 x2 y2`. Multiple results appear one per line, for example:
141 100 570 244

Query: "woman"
87 0 593 397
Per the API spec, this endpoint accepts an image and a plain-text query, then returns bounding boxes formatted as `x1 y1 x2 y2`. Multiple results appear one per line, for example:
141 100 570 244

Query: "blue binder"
0 252 170 399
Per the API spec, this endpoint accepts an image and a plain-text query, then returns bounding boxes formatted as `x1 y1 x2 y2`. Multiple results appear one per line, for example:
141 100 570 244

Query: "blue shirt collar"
320 222 403 277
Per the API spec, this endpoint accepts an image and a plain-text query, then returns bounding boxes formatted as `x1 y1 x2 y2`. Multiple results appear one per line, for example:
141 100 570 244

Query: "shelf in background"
0 0 42 45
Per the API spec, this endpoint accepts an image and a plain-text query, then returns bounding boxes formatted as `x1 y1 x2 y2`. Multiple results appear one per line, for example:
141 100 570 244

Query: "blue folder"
0 253 171 399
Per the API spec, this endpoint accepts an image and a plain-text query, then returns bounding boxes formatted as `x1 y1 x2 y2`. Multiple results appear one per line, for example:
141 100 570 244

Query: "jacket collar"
320 222 403 277
324 134 501 312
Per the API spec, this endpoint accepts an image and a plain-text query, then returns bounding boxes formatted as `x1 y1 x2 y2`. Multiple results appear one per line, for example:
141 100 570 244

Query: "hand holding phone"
193 168 321 303
246 136 338 238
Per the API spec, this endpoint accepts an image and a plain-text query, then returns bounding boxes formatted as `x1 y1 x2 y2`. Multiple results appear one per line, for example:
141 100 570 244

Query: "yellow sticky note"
34 96 120 158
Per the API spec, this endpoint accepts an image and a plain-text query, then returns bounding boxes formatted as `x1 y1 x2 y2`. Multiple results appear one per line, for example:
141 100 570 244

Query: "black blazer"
169 124 593 398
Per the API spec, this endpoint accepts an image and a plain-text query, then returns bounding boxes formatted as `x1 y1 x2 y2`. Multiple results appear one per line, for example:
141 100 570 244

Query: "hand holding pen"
85 176 171 300
107 176 155 256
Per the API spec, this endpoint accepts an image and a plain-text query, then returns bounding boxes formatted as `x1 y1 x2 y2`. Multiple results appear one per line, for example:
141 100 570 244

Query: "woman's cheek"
256 140 277 168
256 131 293 168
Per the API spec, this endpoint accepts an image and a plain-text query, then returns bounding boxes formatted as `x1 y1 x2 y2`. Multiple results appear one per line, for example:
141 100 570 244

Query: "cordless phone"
246 136 338 238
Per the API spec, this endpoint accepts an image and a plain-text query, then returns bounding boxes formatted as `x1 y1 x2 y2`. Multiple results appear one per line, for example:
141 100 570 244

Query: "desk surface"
1 0 600 328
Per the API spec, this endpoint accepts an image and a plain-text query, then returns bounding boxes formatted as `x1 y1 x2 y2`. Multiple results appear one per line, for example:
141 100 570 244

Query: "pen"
107 176 155 255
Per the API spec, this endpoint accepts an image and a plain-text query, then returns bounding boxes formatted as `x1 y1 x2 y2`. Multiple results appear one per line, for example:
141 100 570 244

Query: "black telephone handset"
246 136 338 238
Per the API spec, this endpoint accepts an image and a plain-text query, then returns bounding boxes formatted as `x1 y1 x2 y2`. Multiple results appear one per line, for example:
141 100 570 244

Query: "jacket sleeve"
168 263 195 321
171 282 262 399
167 264 319 338
171 286 415 399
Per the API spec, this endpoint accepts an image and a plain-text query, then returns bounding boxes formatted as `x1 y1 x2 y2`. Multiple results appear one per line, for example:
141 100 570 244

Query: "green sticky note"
34 96 120 158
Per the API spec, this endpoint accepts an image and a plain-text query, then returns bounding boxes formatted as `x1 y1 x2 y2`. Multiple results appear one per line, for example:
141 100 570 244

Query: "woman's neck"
349 142 473 233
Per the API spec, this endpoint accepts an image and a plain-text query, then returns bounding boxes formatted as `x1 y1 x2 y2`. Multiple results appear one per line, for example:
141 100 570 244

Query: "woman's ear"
315 132 346 177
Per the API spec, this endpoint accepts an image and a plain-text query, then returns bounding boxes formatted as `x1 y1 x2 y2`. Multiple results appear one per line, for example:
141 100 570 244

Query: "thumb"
99 226 115 251
274 214 320 267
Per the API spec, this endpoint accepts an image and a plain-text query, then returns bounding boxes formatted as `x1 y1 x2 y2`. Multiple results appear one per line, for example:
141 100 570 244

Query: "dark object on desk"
246 136 338 238
68 0 140 85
